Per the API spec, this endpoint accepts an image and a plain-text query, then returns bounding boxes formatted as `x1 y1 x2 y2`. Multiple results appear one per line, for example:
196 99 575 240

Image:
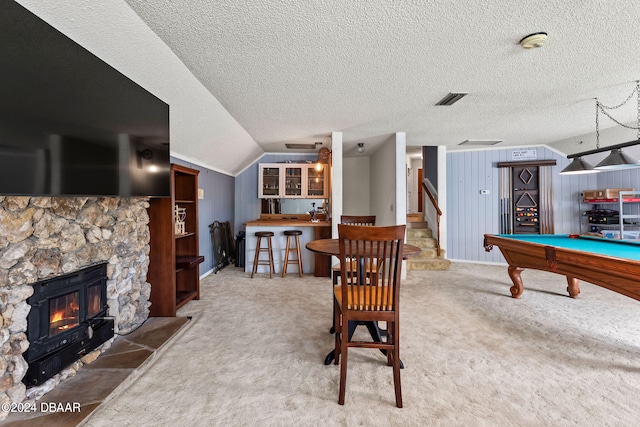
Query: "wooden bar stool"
251 231 275 278
281 230 303 277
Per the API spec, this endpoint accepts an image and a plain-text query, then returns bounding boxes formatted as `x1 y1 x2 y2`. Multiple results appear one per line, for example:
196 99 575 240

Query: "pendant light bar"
566 139 640 159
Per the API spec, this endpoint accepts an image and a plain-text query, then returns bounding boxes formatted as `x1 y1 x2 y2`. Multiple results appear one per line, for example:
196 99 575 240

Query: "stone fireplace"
0 196 151 419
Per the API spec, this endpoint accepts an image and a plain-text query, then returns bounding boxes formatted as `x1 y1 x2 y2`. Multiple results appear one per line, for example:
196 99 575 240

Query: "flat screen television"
0 1 170 197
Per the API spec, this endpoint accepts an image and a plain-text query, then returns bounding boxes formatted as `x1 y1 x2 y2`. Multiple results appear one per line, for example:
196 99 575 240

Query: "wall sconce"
316 147 331 170
357 143 365 154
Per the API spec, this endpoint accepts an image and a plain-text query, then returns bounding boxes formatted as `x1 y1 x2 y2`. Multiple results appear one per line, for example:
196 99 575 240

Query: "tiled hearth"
3 317 190 426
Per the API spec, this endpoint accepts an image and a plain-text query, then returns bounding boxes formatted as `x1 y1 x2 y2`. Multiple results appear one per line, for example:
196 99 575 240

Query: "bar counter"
245 216 332 276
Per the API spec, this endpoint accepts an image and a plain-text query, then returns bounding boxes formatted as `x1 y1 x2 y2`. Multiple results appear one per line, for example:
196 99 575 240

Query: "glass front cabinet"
259 165 281 198
305 164 327 198
283 166 303 197
259 163 327 199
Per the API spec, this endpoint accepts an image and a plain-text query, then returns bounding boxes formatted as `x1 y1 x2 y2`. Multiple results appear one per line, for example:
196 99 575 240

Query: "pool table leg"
507 266 524 298
566 276 580 298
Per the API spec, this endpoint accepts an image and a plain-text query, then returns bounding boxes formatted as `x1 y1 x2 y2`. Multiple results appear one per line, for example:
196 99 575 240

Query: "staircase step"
406 214 424 223
407 227 432 238
407 258 452 271
403 219 450 271
406 237 437 249
410 247 445 259
407 221 429 229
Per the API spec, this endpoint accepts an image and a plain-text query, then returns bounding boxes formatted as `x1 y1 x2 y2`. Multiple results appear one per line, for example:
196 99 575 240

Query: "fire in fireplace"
23 263 114 386
49 292 80 336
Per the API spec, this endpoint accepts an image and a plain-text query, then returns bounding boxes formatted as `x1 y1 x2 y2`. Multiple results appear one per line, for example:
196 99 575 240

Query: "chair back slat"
338 224 405 311
340 215 376 226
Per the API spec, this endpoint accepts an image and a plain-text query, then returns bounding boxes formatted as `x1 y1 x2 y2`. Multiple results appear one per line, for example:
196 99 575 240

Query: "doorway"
418 168 423 213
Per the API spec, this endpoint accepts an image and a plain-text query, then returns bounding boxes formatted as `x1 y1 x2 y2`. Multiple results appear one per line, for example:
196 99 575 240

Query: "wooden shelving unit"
148 164 204 316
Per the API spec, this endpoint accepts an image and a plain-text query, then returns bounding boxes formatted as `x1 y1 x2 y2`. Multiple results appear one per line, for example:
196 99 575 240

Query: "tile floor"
3 317 190 426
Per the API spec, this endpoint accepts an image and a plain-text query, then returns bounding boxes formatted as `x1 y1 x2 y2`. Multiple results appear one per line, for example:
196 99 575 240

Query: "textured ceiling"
123 1 640 157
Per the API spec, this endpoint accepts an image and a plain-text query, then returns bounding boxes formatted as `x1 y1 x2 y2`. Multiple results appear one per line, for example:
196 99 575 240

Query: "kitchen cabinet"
148 164 204 316
305 164 327 198
259 163 327 199
259 165 282 198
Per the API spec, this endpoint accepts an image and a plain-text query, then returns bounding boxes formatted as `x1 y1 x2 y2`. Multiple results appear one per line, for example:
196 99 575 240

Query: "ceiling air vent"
285 142 322 149
436 92 468 106
458 139 503 146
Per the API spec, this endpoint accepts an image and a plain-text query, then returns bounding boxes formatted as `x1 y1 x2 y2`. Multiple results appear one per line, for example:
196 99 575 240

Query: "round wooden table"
306 239 421 259
306 238 420 366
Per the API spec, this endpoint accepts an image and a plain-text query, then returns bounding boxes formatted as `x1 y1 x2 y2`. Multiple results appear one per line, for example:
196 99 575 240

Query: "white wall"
343 157 371 215
437 146 447 253
394 133 407 225
331 132 343 238
370 138 398 226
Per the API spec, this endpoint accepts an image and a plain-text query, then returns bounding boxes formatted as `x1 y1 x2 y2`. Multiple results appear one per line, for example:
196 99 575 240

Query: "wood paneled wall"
446 147 600 263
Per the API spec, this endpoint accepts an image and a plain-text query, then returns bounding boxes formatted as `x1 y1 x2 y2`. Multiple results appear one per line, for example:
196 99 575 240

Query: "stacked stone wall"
0 196 151 419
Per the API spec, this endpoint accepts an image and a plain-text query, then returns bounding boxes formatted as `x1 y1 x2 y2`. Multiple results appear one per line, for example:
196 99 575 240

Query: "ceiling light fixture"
357 143 365 153
316 146 332 171
558 156 599 175
458 139 502 146
520 32 548 49
560 81 640 174
285 142 323 150
595 148 639 170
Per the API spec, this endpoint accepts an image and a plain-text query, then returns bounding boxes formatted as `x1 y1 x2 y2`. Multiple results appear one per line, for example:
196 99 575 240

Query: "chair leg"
251 236 261 278
295 235 303 277
267 236 274 279
338 316 348 405
281 236 291 277
391 320 402 408
333 297 340 364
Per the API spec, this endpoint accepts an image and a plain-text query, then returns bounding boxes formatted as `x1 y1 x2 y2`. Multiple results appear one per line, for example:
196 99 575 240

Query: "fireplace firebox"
23 263 114 386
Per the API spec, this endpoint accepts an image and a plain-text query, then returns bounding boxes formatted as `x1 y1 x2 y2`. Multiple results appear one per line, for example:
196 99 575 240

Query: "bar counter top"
245 218 331 227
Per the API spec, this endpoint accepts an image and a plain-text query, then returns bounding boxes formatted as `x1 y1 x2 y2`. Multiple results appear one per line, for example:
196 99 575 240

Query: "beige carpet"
82 263 640 426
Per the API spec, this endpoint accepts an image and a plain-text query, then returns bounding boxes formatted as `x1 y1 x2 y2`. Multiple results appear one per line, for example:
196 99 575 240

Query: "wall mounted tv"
0 1 170 197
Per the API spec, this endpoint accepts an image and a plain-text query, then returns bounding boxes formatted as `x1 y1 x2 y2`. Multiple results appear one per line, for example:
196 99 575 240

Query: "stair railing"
422 181 442 257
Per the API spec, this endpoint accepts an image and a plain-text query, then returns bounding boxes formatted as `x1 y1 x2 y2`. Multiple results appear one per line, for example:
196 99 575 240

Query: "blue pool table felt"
496 234 640 262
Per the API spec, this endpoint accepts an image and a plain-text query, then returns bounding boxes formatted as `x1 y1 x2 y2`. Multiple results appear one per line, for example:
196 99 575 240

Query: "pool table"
483 234 640 301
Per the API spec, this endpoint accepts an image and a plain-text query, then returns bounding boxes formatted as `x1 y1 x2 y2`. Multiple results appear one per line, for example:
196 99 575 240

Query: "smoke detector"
520 32 548 49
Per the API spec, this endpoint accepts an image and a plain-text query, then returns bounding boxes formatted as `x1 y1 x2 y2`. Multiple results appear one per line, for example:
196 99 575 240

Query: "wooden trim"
496 160 557 168
421 182 442 216
421 182 442 256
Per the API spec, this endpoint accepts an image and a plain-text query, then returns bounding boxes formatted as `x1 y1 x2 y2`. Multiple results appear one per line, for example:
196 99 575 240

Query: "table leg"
507 265 525 298
566 276 580 298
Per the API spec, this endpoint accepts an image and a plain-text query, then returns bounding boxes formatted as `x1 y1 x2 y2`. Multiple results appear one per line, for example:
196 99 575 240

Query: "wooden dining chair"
332 215 376 285
333 223 406 407
328 216 377 334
